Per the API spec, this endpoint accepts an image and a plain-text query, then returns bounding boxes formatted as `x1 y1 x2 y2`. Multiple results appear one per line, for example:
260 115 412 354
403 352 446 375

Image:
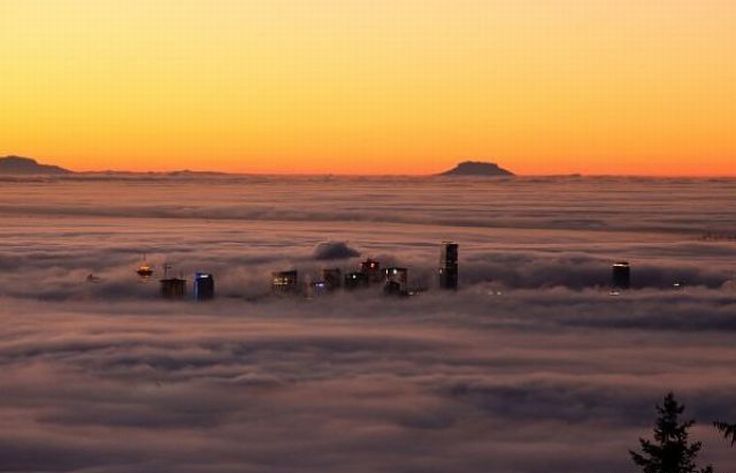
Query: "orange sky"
1 0 734 175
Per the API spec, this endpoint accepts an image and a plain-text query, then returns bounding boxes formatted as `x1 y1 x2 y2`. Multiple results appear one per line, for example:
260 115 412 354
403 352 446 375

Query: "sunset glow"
1 0 734 175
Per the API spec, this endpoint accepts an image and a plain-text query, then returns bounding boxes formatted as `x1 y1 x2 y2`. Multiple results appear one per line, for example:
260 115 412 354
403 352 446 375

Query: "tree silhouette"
630 392 713 473
713 421 736 446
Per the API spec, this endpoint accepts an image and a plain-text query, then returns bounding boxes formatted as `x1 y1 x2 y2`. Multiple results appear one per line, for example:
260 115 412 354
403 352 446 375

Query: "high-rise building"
612 262 631 290
160 277 187 299
272 270 299 294
307 280 329 298
360 259 382 284
193 272 215 301
383 267 408 296
344 271 369 290
439 242 459 290
321 268 342 292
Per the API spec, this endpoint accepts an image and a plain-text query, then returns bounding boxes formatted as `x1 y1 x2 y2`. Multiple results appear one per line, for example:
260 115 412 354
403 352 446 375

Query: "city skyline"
2 3 736 471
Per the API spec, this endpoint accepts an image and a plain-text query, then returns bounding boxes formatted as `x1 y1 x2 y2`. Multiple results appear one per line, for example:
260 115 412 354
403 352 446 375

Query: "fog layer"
1 176 735 472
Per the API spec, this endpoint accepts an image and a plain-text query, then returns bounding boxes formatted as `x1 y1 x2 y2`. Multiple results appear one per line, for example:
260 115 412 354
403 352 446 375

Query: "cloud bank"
0 175 735 472
312 241 361 261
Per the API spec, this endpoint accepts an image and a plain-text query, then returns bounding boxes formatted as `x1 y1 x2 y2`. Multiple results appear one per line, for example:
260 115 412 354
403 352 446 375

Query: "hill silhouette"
0 156 72 175
439 161 514 177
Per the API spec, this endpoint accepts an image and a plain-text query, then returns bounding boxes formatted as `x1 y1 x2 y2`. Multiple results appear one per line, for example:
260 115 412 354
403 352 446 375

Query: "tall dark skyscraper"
193 272 215 301
439 242 459 290
160 277 187 299
160 263 187 299
612 262 631 290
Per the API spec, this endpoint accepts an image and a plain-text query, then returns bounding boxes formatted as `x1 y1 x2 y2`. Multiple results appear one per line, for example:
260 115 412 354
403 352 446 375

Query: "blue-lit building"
194 272 215 301
307 280 329 298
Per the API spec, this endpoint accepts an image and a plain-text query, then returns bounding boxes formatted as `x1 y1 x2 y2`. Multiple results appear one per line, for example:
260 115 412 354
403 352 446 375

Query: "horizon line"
3 155 736 178
10 169 736 179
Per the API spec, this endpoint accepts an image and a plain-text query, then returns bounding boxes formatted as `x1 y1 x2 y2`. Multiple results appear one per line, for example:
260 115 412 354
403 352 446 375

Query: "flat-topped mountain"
0 156 72 175
439 161 514 177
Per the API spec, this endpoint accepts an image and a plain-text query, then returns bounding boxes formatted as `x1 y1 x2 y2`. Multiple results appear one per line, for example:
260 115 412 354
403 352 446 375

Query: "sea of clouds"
1 175 735 472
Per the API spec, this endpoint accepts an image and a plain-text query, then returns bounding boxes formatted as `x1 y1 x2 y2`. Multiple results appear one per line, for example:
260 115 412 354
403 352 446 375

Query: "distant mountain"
0 156 72 175
165 169 230 177
439 161 514 177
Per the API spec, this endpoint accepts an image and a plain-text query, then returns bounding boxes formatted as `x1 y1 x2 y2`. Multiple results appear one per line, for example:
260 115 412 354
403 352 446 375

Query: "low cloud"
0 175 735 472
0 293 735 472
312 241 361 261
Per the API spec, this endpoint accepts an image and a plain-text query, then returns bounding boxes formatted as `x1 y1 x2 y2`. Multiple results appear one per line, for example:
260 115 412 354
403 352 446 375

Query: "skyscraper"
272 270 299 294
383 267 408 296
160 277 187 299
159 262 186 299
344 271 369 290
193 272 215 301
321 268 342 292
439 242 459 290
612 262 631 290
360 259 382 284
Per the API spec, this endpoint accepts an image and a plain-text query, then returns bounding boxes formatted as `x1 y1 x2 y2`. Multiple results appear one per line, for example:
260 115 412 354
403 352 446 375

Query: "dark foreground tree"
630 392 713 473
713 421 736 446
